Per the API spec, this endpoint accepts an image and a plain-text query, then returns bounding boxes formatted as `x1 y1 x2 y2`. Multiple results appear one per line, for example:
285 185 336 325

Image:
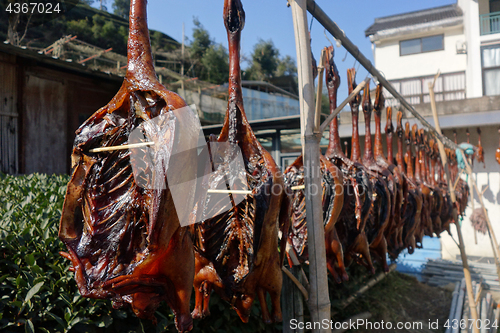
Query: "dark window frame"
399 34 444 56
481 43 500 96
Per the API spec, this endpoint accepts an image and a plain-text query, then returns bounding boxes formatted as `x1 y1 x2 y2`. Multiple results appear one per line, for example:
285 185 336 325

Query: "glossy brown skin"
432 142 453 234
284 154 346 283
360 83 391 272
476 128 485 167
375 93 404 253
284 46 346 284
395 112 422 254
324 48 375 275
58 0 194 331
421 133 443 235
412 125 434 239
405 123 426 247
190 0 287 324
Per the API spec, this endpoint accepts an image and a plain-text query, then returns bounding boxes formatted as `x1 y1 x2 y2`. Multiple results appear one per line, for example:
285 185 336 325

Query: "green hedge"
0 173 279 333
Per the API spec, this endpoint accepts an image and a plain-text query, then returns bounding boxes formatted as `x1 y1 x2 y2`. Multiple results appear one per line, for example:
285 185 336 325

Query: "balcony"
480 11 500 36
384 72 466 107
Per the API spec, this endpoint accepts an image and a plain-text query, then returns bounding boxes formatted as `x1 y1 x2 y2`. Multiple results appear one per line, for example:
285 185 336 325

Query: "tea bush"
0 173 279 333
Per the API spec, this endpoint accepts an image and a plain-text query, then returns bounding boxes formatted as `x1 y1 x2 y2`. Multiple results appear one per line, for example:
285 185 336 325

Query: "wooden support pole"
428 80 479 333
461 156 500 284
290 0 331 331
314 48 326 131
282 266 305 333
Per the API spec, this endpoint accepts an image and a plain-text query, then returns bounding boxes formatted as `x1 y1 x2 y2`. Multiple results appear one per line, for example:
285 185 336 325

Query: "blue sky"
105 0 457 98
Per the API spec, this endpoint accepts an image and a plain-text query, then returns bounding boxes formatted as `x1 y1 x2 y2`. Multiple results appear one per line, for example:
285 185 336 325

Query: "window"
482 45 500 96
400 35 444 55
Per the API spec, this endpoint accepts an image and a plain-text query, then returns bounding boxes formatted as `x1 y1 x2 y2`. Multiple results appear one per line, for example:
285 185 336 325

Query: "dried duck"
324 49 375 275
190 0 288 324
58 0 194 331
285 154 346 283
395 112 422 254
476 128 485 167
359 82 391 272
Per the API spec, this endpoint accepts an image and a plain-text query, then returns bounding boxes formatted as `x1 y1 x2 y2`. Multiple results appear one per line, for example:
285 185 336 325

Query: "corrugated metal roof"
365 4 463 37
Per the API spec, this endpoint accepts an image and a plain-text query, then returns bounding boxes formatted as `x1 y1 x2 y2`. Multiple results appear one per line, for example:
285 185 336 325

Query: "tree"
190 18 211 59
188 18 228 84
276 55 297 77
245 39 279 80
245 39 297 81
113 0 130 19
201 44 229 84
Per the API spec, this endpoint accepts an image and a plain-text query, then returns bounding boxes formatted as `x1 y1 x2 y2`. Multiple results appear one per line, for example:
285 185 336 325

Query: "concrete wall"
460 0 483 98
373 25 466 80
440 125 500 260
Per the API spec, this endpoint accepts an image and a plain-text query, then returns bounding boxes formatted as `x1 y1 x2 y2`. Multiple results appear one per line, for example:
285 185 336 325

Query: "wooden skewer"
291 185 306 190
319 77 369 133
88 143 255 195
89 142 154 153
206 189 252 194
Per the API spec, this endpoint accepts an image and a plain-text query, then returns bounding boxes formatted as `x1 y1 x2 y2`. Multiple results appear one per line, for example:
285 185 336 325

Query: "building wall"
373 25 467 80
0 48 121 175
0 53 18 174
459 0 483 98
23 74 67 174
440 125 500 260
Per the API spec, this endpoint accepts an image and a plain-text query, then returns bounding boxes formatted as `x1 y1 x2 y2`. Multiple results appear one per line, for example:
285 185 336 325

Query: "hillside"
1 1 179 55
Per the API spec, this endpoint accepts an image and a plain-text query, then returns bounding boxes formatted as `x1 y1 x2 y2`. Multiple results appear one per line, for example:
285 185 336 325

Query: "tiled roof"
365 4 463 37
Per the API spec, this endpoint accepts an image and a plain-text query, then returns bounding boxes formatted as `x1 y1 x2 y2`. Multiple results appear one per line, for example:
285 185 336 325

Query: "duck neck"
351 106 361 162
126 0 157 84
406 142 414 181
396 133 405 173
363 107 374 162
414 145 422 182
222 0 246 144
326 116 344 158
374 111 385 159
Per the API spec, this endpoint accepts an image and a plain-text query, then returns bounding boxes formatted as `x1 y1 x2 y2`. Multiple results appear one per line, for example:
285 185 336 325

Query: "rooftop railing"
480 11 500 36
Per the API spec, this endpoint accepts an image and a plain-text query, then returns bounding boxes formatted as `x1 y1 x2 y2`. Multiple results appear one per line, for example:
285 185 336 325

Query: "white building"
365 0 500 262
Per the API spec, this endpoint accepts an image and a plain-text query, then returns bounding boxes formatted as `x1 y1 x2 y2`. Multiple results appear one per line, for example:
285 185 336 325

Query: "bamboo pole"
319 78 368 133
315 48 326 132
461 156 500 283
305 0 458 151
428 79 479 333
290 0 331 331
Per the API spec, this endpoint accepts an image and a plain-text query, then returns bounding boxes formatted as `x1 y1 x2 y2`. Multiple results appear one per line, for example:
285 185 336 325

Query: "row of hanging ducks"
284 46 470 283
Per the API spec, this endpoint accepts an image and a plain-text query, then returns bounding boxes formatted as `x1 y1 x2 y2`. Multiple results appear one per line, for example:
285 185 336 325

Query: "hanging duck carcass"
190 0 289 324
58 0 194 331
